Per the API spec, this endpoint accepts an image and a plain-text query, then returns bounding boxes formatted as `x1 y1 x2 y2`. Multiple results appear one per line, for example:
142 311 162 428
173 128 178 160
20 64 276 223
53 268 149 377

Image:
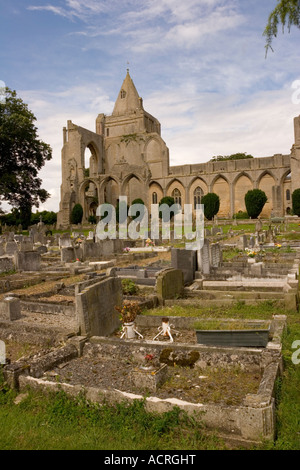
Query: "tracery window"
193 186 203 209
172 188 182 206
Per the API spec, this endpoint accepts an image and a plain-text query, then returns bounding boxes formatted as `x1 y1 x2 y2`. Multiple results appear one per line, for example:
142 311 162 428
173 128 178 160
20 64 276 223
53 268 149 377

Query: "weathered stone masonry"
57 70 300 226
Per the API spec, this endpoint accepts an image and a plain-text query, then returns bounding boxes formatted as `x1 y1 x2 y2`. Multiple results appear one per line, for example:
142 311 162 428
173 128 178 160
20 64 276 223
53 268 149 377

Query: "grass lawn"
1 302 299 450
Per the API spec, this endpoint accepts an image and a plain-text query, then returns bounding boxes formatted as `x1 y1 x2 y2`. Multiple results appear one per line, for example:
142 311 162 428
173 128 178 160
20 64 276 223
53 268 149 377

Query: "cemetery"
0 217 299 448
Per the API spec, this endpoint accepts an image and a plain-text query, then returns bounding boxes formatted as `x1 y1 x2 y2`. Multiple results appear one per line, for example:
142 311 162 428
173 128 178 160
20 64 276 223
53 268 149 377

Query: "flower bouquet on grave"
145 238 154 247
245 248 257 258
140 353 160 371
115 300 143 339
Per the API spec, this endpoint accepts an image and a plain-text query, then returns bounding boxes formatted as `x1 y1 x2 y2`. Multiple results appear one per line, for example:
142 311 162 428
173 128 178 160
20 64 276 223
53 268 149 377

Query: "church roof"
112 70 143 116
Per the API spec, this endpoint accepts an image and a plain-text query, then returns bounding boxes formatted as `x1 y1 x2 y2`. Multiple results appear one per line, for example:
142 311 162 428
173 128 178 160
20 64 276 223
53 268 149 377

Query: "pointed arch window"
193 186 203 209
152 192 158 204
286 189 291 201
172 188 182 206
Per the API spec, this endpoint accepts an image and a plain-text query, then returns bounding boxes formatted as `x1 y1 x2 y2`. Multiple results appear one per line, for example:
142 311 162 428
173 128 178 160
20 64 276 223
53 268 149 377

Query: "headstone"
212 227 220 236
14 251 41 271
0 297 21 321
255 219 262 234
19 241 34 252
210 243 221 268
197 238 210 275
61 247 76 262
249 236 255 249
5 241 18 255
156 268 184 300
171 248 197 283
59 234 73 248
237 235 247 250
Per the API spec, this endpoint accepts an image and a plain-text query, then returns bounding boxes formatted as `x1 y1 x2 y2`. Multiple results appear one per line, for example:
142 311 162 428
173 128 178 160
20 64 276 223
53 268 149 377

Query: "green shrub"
233 211 248 220
121 278 139 295
201 193 220 220
70 204 83 224
88 215 97 224
244 189 267 219
292 188 300 216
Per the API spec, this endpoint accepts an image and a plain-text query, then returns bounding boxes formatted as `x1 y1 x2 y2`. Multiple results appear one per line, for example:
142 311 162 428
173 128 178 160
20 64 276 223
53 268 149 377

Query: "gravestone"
14 251 41 271
156 268 184 301
249 236 255 249
5 241 18 255
210 243 222 268
19 241 34 252
212 227 220 236
0 297 21 321
171 248 197 283
238 235 248 250
76 276 122 337
59 234 73 248
255 219 262 234
61 247 76 263
197 238 210 275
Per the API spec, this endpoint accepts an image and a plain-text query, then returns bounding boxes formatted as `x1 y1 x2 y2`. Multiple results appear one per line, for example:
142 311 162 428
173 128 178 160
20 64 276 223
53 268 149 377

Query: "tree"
0 87 52 227
244 189 268 219
264 0 300 54
30 210 57 226
292 188 300 216
70 204 83 224
201 193 220 220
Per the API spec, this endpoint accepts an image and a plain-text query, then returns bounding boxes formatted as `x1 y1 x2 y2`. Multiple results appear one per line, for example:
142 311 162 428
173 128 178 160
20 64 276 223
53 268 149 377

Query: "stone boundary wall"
20 301 75 317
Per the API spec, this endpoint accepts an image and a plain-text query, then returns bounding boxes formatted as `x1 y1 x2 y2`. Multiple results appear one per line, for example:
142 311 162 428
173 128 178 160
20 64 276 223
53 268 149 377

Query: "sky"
0 0 300 214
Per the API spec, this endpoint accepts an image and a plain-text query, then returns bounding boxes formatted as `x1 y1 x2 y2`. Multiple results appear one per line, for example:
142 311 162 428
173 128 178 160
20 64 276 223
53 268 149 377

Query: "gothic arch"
257 169 277 186
83 141 101 177
166 179 186 207
212 175 230 217
79 178 100 222
144 137 162 161
100 176 120 206
234 173 253 214
149 181 164 208
188 177 208 210
258 171 276 217
121 173 146 205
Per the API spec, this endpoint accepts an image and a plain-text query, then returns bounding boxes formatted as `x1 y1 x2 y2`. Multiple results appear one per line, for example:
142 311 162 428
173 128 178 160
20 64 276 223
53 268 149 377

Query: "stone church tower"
57 70 169 227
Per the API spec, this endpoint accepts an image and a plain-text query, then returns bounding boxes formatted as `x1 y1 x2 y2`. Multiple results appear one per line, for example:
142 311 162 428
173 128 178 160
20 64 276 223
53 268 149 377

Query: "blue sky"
1 0 299 213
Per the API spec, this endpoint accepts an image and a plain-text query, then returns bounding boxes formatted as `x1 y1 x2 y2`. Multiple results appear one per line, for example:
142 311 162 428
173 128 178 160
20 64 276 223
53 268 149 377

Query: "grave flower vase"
123 322 136 339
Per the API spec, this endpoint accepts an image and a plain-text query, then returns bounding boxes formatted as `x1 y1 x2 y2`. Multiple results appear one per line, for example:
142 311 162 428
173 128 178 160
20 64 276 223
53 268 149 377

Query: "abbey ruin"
57 70 300 227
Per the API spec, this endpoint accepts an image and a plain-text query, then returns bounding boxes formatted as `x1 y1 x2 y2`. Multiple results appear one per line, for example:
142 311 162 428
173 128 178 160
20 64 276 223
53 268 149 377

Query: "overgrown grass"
254 312 300 450
0 377 225 450
141 299 285 321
